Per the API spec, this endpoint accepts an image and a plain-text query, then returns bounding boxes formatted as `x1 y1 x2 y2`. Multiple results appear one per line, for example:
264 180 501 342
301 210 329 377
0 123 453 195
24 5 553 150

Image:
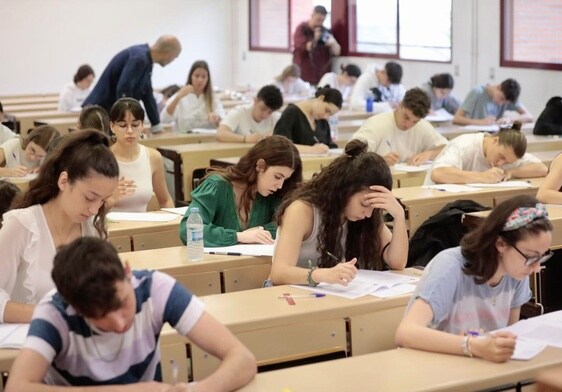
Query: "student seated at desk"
180 135 302 247
77 105 110 136
395 195 552 363
216 84 283 144
349 61 406 112
0 125 60 177
424 126 548 185
453 78 533 126
419 73 460 115
352 87 448 166
57 64 95 112
272 64 311 98
536 153 562 204
0 130 118 324
269 139 408 286
5 237 256 391
160 60 226 132
273 86 340 154
107 98 174 212
317 63 362 101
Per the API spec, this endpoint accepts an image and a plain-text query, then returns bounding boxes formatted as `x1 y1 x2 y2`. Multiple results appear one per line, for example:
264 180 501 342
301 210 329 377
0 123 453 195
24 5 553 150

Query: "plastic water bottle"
186 207 204 261
328 115 339 142
366 93 374 113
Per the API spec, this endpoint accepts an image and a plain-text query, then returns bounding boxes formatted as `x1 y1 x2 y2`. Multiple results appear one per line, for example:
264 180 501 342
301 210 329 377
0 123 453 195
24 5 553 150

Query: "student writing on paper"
453 78 533 126
425 127 547 185
270 139 408 286
272 64 311 98
160 60 226 132
273 86 340 154
180 136 302 247
349 61 406 112
0 130 118 324
396 195 552 362
0 125 60 177
216 85 283 144
419 73 460 115
352 88 448 166
5 237 256 391
107 98 174 212
536 153 562 204
317 64 362 101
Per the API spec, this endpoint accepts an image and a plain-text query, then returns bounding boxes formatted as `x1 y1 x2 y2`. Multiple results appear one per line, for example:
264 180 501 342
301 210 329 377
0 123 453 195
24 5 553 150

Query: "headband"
502 204 549 231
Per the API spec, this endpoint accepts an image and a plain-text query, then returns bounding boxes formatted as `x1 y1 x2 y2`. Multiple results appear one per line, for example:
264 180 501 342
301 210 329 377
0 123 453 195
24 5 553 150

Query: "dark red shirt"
292 22 332 85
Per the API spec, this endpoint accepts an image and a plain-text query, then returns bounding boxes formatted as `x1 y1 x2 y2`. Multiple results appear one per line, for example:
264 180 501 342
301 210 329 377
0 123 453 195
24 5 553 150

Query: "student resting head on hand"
395 195 552 363
181 135 302 247
269 138 408 286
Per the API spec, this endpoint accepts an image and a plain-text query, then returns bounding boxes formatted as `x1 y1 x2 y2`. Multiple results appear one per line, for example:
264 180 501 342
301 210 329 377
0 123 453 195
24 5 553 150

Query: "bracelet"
462 336 473 357
307 260 319 287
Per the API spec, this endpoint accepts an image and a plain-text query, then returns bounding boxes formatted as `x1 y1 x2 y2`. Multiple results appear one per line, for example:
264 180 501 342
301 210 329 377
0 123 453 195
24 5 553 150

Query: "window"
501 0 562 70
348 0 452 62
249 0 331 52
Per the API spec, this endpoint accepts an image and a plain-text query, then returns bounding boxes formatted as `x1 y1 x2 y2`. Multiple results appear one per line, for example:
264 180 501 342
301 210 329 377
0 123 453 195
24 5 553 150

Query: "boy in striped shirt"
6 237 256 392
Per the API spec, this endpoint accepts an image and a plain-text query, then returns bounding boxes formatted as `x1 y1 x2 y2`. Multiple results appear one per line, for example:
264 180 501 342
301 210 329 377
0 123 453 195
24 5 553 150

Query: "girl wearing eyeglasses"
107 98 174 212
395 194 553 363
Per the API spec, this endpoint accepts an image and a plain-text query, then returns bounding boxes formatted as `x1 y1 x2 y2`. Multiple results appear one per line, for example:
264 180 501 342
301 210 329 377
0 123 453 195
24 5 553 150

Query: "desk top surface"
237 346 562 392
158 142 249 154
107 213 181 237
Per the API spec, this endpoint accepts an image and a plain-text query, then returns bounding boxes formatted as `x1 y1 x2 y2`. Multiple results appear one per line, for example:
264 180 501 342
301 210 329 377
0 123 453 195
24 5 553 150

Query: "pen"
209 251 242 256
278 293 326 299
326 251 341 263
386 140 392 150
313 135 320 144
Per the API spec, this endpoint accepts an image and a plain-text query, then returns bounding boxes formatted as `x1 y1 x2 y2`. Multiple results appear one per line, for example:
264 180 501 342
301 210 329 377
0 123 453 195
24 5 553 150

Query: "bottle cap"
190 207 199 214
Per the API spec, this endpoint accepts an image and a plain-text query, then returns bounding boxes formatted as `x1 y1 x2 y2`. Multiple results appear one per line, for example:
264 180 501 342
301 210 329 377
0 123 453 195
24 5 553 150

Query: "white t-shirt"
220 104 280 136
424 132 542 185
352 111 448 162
0 138 35 169
0 124 17 145
57 82 90 112
272 78 310 97
160 92 226 133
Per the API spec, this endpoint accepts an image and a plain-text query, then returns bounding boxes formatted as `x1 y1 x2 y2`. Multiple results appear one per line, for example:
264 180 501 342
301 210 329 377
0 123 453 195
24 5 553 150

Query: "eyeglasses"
511 244 553 266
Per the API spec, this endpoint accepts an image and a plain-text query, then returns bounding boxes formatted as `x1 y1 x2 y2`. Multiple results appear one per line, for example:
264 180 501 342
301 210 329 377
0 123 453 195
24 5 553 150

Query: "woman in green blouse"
180 135 303 246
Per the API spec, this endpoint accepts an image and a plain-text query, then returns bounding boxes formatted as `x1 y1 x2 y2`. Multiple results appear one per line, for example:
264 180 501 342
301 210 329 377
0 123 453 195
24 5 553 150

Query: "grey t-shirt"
406 247 531 334
460 85 521 120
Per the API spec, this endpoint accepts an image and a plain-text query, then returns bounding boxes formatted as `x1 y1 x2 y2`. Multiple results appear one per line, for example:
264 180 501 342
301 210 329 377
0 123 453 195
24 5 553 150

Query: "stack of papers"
0 324 29 349
161 206 189 216
460 124 500 132
294 270 418 299
425 109 453 122
493 310 562 360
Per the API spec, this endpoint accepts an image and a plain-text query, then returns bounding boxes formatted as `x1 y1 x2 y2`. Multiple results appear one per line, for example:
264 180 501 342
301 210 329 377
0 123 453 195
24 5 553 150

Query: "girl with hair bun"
273 85 342 154
269 139 408 286
0 129 119 323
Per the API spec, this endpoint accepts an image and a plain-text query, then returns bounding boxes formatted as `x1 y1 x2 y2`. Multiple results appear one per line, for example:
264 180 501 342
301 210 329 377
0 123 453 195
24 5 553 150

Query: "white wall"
231 0 561 116
0 0 233 95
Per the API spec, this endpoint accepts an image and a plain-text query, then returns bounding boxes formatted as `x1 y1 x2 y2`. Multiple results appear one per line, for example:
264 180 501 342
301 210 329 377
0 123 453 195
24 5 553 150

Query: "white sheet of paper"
190 128 217 134
294 280 377 300
204 244 274 257
423 184 483 193
106 212 178 222
467 181 532 189
369 283 417 298
161 206 189 216
354 270 419 287
460 124 500 132
0 323 29 349
393 163 432 173
425 108 453 122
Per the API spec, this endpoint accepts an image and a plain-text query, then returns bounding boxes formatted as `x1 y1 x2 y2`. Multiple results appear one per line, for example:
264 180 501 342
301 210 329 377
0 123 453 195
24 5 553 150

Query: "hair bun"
344 139 368 157
510 120 522 131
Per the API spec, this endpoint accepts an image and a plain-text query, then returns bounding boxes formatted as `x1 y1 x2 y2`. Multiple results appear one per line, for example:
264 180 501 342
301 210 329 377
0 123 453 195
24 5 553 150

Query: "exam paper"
425 109 454 122
0 324 29 349
161 206 189 216
423 184 484 193
204 244 274 257
393 163 432 172
466 181 532 189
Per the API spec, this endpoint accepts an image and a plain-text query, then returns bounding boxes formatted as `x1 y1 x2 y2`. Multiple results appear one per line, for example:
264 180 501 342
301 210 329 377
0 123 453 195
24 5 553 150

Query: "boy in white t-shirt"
217 85 283 144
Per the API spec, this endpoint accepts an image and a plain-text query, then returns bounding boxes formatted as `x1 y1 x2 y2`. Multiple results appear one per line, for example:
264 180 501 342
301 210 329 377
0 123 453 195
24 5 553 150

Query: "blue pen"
278 293 326 299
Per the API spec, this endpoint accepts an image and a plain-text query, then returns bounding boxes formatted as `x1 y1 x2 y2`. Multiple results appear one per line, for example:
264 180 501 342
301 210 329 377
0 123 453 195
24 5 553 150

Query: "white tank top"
112 145 153 212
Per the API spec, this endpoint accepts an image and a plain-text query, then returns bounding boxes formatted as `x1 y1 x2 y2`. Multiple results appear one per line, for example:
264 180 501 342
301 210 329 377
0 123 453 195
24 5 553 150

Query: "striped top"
24 270 204 386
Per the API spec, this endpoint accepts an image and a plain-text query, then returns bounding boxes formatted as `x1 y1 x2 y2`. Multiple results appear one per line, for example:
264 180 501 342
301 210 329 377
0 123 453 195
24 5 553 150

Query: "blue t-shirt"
460 85 521 120
406 247 531 335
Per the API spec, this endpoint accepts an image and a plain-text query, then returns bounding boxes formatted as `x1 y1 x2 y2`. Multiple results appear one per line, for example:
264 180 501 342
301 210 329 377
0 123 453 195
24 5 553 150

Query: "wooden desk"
393 178 544 237
238 346 562 392
338 119 363 134
4 177 32 193
157 142 252 202
163 271 420 380
33 116 77 134
0 349 17 373
337 110 370 122
536 364 562 391
139 131 215 148
0 94 58 104
121 246 271 296
12 110 74 136
4 102 58 113
107 214 182 252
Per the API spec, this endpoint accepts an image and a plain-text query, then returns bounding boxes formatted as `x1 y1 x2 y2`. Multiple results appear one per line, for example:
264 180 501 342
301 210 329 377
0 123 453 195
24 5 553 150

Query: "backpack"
533 96 562 136
407 200 490 268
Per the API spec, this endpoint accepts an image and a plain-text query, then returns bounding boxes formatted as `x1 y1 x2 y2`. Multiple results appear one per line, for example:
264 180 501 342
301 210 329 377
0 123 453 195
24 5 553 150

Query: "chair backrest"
192 167 209 190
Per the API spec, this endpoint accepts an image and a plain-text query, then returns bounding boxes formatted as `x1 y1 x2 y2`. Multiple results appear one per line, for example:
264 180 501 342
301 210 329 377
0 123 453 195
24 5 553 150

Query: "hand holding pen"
315 252 357 286
384 140 399 166
467 330 516 363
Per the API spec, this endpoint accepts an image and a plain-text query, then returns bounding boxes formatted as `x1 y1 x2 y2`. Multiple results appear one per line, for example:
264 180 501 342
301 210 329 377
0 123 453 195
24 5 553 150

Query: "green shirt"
180 174 280 247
